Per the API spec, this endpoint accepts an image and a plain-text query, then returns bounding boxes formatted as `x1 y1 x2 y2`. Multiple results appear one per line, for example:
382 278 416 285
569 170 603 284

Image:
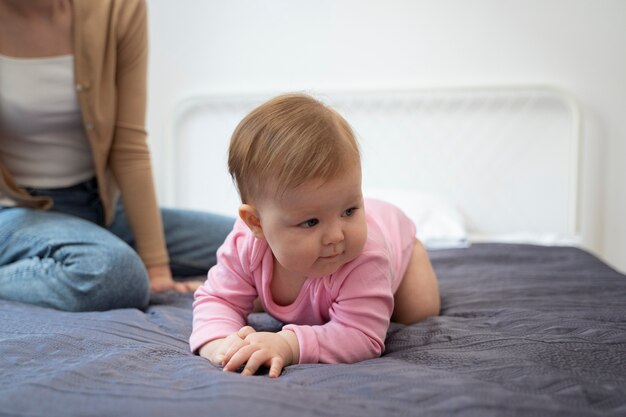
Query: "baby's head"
228 93 360 205
228 93 367 279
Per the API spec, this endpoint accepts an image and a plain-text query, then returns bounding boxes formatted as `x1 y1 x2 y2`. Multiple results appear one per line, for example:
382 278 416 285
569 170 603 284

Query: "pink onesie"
190 198 416 364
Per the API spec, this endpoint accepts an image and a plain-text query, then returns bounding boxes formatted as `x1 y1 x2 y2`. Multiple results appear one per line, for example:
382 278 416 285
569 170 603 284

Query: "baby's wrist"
198 338 223 360
277 330 300 365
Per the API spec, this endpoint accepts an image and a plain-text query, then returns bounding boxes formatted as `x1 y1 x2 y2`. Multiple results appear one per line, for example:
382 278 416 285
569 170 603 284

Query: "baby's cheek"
352 223 368 251
276 244 313 269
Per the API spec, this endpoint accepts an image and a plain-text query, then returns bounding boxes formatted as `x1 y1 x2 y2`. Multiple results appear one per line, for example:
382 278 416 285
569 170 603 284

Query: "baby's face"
255 166 367 280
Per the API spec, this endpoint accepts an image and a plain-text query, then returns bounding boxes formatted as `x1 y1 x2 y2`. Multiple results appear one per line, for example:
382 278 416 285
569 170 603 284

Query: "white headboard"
164 86 580 242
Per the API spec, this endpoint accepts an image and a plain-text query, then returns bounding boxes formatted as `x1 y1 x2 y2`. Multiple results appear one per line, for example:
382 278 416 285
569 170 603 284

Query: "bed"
2 87 625 417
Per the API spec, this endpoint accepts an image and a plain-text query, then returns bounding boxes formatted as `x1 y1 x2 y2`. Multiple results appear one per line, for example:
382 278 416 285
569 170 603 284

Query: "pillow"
363 188 469 249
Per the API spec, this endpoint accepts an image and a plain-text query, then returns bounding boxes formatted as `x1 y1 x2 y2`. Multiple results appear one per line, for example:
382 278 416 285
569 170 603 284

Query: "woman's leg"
0 208 150 311
108 203 234 278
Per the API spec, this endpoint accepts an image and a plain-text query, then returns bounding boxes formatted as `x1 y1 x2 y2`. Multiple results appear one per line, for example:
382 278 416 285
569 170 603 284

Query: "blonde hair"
228 93 360 203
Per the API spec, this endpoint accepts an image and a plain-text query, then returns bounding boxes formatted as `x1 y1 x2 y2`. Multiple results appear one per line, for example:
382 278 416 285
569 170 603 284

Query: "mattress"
1 244 625 417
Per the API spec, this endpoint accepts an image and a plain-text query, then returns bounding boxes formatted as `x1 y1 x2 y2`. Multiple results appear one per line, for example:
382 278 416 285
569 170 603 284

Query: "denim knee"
0 207 151 312
58 242 150 312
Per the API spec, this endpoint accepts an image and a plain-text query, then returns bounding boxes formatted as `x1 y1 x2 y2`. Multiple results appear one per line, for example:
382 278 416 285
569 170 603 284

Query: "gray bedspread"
1 244 625 417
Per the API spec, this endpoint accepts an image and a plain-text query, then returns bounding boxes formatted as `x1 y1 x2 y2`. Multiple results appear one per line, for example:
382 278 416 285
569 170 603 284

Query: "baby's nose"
322 223 344 246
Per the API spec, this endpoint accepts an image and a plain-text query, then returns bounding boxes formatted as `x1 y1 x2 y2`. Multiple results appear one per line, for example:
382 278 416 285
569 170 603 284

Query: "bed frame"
164 86 581 242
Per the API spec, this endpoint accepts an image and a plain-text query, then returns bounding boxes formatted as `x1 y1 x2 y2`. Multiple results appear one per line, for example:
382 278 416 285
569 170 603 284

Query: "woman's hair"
228 93 360 203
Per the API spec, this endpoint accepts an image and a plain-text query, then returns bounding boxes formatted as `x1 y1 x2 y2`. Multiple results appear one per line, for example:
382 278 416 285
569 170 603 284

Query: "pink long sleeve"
190 224 259 352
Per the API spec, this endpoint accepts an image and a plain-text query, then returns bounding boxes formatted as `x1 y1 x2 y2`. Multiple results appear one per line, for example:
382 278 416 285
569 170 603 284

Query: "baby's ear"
239 204 264 239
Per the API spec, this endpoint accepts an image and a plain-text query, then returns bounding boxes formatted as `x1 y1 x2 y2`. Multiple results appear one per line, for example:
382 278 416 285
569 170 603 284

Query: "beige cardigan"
0 0 168 267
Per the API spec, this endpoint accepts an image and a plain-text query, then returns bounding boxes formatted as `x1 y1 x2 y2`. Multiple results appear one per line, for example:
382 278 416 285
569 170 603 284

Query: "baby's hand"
222 330 298 378
198 326 256 365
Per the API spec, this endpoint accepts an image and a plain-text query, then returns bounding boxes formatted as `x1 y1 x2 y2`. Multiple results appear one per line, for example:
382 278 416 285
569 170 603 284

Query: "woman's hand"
222 330 299 378
147 264 203 293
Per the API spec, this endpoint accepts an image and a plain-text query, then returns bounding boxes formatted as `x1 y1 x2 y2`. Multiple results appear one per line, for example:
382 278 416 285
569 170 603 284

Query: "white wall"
146 0 626 273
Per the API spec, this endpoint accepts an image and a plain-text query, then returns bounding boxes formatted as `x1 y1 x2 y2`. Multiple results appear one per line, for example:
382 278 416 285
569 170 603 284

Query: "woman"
0 0 233 311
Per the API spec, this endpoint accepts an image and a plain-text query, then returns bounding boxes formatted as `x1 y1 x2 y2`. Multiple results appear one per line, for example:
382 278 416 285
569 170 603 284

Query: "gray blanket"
1 244 625 417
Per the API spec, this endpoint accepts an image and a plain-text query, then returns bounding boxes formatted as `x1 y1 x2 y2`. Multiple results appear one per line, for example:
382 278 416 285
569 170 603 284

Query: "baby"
190 93 440 377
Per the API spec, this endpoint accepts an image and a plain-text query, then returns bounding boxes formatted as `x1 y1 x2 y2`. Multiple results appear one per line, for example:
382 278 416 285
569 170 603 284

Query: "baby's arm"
210 254 392 371
190 224 259 354
220 330 300 378
284 253 395 364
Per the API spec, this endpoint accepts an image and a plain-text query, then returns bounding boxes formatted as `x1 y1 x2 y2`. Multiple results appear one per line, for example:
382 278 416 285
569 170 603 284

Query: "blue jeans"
0 179 234 311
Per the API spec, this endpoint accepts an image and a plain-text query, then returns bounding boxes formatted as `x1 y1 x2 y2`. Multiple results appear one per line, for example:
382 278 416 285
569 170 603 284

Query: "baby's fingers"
223 344 259 373
268 356 285 378
220 327 256 365
237 326 256 338
221 338 248 366
240 350 275 377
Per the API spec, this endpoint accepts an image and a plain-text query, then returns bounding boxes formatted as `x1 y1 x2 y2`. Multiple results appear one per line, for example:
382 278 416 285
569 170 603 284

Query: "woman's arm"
107 0 174 290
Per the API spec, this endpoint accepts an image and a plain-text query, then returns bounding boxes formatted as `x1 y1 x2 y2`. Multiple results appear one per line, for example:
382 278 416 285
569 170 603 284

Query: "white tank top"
0 54 95 194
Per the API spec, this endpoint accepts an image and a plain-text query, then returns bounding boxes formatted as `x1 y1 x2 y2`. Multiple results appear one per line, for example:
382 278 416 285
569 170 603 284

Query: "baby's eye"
300 218 319 228
342 207 357 217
